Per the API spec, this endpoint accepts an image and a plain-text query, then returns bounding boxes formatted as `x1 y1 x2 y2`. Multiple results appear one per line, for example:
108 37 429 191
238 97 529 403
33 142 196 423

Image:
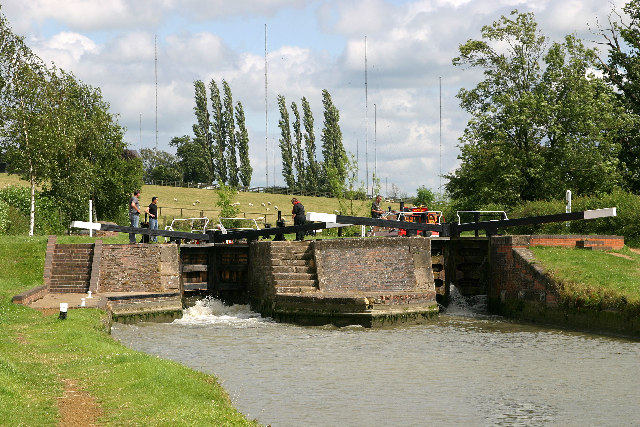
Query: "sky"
1 0 627 197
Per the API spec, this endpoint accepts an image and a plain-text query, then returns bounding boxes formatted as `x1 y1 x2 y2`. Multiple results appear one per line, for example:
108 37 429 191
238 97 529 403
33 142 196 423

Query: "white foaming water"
174 297 271 326
444 284 488 316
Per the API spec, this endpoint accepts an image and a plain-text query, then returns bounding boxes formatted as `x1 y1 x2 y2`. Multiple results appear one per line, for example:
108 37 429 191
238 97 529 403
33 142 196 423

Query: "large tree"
277 94 295 188
222 80 239 187
291 101 305 191
320 89 347 193
302 97 319 193
209 79 226 184
596 0 640 193
170 135 210 183
192 80 214 183
235 102 252 187
448 10 625 208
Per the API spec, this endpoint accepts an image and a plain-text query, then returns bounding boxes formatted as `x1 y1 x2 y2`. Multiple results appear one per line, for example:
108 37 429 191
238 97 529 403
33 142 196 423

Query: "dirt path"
57 378 103 427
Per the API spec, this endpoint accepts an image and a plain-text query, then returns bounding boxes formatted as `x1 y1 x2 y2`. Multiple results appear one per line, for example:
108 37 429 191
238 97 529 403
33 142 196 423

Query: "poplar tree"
209 79 226 184
222 80 239 187
302 97 319 193
320 89 347 192
192 80 214 183
278 94 295 188
235 102 252 187
291 101 305 191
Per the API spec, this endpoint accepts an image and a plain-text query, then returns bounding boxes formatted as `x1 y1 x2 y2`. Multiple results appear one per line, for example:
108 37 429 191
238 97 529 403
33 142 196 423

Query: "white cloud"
0 0 625 195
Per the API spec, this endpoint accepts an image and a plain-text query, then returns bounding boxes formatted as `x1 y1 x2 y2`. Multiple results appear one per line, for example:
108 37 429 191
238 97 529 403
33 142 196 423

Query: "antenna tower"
265 24 269 189
364 36 369 196
155 35 158 152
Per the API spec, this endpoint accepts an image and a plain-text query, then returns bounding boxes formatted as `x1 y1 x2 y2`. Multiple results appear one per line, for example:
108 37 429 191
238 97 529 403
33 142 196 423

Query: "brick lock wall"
98 244 179 293
314 237 433 293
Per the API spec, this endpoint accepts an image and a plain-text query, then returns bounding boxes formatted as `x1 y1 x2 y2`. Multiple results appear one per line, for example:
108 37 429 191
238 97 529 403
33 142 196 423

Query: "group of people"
127 190 386 243
128 190 159 244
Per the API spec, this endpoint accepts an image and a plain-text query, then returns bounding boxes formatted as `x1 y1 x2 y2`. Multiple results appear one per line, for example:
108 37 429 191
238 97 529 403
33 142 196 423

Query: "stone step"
271 258 313 267
270 250 313 260
275 279 318 288
49 286 90 293
273 272 316 281
272 265 315 274
275 286 318 294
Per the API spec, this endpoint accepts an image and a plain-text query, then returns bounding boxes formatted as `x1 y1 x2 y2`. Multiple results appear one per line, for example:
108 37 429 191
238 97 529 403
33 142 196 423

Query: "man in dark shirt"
371 194 384 218
146 196 159 242
291 198 306 241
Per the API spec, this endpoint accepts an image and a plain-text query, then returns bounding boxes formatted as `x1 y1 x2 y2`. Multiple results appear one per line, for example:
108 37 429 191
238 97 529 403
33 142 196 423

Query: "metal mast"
374 103 377 182
439 76 442 195
265 24 269 188
364 36 369 196
155 35 158 152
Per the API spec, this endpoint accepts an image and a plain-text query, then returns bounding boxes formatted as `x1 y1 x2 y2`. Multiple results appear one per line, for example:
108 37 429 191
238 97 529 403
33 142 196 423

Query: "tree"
302 97 319 193
320 89 346 192
222 80 239 187
277 94 295 188
448 10 625 208
235 102 252 187
209 80 226 184
170 135 210 183
596 0 640 192
140 148 181 183
291 101 305 191
415 186 435 207
192 80 214 183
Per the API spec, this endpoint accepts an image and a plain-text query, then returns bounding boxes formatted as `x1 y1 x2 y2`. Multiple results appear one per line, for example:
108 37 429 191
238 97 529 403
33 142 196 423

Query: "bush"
0 185 64 235
506 190 640 246
0 200 8 233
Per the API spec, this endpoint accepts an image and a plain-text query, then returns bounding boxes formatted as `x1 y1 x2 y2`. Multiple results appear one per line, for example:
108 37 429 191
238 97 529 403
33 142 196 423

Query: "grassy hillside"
1 172 401 227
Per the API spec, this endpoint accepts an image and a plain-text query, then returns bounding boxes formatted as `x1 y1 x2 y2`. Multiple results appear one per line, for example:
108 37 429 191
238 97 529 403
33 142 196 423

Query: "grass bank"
0 235 259 426
530 246 640 315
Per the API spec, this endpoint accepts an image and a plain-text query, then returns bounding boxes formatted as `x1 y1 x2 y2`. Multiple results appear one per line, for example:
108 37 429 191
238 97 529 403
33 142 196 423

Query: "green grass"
0 236 259 426
530 246 640 312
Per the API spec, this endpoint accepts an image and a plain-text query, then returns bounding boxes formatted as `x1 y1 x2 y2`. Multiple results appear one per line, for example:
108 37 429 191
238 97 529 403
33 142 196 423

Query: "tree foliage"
0 12 141 229
448 10 626 209
235 102 252 187
320 89 347 191
302 97 319 193
277 94 295 188
596 0 640 193
222 80 239 187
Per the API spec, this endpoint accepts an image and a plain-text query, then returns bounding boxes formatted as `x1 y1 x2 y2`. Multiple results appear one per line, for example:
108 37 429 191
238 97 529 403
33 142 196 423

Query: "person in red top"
291 198 306 241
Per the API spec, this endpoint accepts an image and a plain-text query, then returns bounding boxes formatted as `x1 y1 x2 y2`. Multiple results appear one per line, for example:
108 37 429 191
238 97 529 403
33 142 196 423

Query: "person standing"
146 196 159 242
291 197 306 241
371 194 384 218
129 190 142 244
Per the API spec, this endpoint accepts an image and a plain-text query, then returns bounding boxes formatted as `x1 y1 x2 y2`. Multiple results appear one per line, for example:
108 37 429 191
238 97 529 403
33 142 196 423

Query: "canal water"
111 293 640 426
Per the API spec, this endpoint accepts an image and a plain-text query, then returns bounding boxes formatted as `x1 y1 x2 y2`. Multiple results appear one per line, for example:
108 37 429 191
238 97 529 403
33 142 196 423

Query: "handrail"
456 210 508 225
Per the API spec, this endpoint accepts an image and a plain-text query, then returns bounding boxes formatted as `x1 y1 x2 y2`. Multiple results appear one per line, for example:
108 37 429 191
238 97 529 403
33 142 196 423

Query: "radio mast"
265 24 269 189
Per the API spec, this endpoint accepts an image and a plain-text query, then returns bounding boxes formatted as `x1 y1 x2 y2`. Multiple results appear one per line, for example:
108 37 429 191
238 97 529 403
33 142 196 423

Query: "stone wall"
314 237 434 293
98 244 180 293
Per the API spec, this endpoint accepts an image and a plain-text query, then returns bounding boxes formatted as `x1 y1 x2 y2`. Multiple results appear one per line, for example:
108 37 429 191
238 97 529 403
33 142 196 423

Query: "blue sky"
1 0 626 197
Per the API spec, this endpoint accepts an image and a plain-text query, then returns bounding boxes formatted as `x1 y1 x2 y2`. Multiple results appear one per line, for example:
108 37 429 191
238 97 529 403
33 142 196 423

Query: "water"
111 296 640 426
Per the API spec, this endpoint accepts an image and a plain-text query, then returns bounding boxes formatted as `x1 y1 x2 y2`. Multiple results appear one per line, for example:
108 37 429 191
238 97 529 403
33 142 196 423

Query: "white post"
565 190 572 227
89 199 93 237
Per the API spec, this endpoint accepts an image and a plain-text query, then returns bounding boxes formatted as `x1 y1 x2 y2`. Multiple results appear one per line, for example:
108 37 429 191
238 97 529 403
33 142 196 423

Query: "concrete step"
49 286 90 293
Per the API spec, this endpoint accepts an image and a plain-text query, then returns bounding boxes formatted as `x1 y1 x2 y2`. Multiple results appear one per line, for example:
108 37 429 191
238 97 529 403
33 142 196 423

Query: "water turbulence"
443 284 487 316
174 297 271 327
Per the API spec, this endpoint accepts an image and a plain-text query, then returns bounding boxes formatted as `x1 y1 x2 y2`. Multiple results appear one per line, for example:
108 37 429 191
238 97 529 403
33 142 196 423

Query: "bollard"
81 298 86 307
87 290 92 299
59 303 68 320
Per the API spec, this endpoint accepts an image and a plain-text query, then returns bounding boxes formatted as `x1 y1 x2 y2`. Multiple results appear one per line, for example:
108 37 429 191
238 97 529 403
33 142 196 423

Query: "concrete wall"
98 244 180 293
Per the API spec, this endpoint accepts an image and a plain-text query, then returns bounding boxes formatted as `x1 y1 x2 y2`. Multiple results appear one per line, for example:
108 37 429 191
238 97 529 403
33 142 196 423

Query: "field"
0 173 402 228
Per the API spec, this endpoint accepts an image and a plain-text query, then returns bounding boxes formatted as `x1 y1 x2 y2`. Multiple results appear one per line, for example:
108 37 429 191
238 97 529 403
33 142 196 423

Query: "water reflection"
112 297 640 427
